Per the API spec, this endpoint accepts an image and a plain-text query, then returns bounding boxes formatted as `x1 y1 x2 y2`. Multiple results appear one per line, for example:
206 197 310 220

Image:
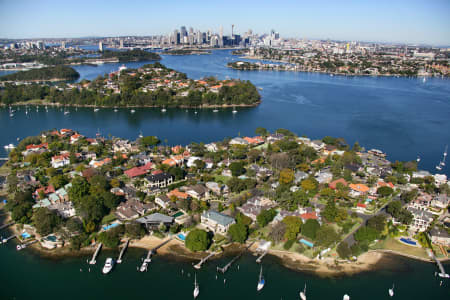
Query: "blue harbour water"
1 50 450 299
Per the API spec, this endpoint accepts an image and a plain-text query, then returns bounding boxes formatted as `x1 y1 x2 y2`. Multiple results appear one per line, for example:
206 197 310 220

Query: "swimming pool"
299 238 314 247
102 223 119 231
400 237 417 245
21 232 31 239
177 233 186 241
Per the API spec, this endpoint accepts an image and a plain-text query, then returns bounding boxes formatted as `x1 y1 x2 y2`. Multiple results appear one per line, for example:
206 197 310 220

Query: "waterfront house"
155 194 171 209
429 227 450 246
201 210 235 234
115 199 155 220
137 213 174 230
229 137 249 145
407 207 434 232
431 194 449 209
51 153 70 168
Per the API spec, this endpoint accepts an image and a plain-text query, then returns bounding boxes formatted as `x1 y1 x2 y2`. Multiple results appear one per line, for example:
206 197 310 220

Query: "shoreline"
1 100 261 109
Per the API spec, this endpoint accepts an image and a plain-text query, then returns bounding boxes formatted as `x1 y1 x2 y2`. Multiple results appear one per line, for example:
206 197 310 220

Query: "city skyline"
0 0 450 46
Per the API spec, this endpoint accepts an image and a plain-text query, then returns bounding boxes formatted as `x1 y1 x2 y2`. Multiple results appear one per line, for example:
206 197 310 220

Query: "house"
201 210 235 234
408 192 432 211
124 162 154 178
294 171 308 184
300 212 319 222
206 182 229 196
431 194 449 209
205 143 218 152
51 153 70 168
116 199 156 220
329 178 348 190
145 173 173 189
186 156 201 168
310 140 325 151
315 171 333 184
407 207 434 232
412 170 432 178
229 137 249 145
89 157 112 168
48 202 76 218
113 139 132 153
237 196 276 221
136 213 174 230
184 184 209 200
429 227 450 246
349 183 370 196
243 136 264 145
356 202 367 213
155 194 171 209
167 189 189 200
70 133 83 144
162 158 177 167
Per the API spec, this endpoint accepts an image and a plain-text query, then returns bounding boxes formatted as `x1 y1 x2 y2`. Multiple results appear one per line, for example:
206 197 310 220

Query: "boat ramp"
89 243 102 265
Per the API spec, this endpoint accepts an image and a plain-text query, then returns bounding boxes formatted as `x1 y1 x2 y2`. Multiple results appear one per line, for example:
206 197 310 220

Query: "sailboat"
139 131 143 139
232 107 237 114
257 265 265 291
161 107 167 112
94 101 99 112
388 283 394 297
299 283 307 300
416 156 421 163
343 295 350 300
436 145 448 170
193 273 200 299
213 109 219 112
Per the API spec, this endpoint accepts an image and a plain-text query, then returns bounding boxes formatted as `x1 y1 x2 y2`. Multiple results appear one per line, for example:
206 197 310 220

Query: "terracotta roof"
167 189 189 199
300 212 318 220
349 183 370 193
329 178 348 190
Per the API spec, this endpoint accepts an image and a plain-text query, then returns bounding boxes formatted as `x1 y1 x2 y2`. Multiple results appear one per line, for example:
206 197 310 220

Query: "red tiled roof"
329 178 348 190
124 162 154 178
300 212 318 220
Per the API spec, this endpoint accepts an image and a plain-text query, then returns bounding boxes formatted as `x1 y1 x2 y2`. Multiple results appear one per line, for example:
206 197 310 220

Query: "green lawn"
370 237 430 259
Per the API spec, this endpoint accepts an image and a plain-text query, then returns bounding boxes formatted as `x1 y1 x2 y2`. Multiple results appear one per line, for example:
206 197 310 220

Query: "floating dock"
89 243 102 265
117 239 129 264
217 242 254 274
256 250 268 263
194 251 217 269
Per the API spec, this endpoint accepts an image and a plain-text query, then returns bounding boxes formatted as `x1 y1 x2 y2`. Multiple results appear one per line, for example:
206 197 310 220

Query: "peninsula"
0 62 261 108
0 65 80 82
1 128 448 275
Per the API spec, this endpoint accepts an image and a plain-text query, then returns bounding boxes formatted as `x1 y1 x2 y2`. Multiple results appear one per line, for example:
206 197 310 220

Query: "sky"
0 0 449 45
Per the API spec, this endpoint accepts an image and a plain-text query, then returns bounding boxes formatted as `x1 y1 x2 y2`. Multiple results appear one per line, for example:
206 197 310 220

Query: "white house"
201 210 235 234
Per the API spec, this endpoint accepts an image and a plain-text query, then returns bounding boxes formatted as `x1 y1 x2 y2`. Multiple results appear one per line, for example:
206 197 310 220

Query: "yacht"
4 144 15 150
130 109 136 114
193 273 200 299
114 107 118 112
9 112 14 117
102 258 115 274
388 284 394 297
139 131 143 139
161 108 167 112
213 109 219 113
232 107 237 114
94 108 99 112
343 294 350 300
257 265 265 291
64 110 70 115
299 283 307 300
416 156 421 163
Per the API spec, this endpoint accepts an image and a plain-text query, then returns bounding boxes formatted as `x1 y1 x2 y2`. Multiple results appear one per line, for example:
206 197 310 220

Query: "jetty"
1 234 16 244
0 222 14 230
117 239 129 264
194 251 217 269
139 237 173 272
217 242 254 274
427 249 449 278
89 243 102 265
16 239 37 250
256 250 268 263
151 237 173 254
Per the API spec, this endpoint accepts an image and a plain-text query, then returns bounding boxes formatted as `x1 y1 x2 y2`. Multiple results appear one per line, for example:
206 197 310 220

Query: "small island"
100 49 161 62
0 128 448 276
0 65 80 82
0 62 261 108
162 49 211 56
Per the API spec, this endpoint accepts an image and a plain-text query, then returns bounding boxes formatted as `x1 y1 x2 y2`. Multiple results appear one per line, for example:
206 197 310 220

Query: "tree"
377 186 393 197
301 219 320 240
337 242 352 258
257 209 277 227
300 178 318 192
282 216 302 240
269 222 286 243
228 223 248 243
49 174 68 189
140 136 160 147
387 200 402 217
66 218 83 233
255 127 269 136
315 225 339 247
279 168 294 185
354 226 379 242
229 161 246 177
185 229 210 251
33 208 61 236
322 200 338 222
367 215 386 233
68 176 90 204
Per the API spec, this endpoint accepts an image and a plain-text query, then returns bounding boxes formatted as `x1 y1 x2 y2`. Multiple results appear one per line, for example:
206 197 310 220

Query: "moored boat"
102 258 115 274
388 283 394 297
257 265 265 291
299 283 307 300
193 273 200 298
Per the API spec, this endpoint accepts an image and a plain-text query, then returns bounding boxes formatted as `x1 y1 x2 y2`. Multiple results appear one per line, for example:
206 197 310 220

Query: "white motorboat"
343 294 350 300
213 109 219 112
114 108 118 112
130 109 136 114
139 131 143 139
193 273 200 298
161 108 167 112
4 144 15 150
416 156 420 163
299 283 307 300
232 108 237 114
64 111 70 115
94 108 99 112
102 258 115 274
388 283 394 297
9 113 14 117
257 265 265 291
140 258 151 272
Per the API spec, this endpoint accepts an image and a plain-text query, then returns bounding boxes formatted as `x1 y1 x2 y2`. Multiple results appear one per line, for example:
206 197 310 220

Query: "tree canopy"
185 229 210 251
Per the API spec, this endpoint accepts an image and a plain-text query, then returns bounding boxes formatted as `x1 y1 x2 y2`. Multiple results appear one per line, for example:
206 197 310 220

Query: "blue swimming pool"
299 238 314 247
177 233 186 241
400 237 417 245
21 232 31 239
102 223 119 231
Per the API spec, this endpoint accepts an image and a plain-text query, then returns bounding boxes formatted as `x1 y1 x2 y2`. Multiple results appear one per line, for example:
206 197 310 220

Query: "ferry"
102 258 115 274
388 283 394 297
257 265 265 291
4 144 15 150
299 283 307 300
193 273 200 298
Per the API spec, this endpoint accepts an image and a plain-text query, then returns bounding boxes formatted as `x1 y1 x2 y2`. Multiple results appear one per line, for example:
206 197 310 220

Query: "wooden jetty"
194 251 217 269
427 249 449 278
1 234 16 244
89 243 102 265
0 222 14 230
256 250 268 263
139 237 173 272
117 239 129 264
16 239 37 251
217 242 254 274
